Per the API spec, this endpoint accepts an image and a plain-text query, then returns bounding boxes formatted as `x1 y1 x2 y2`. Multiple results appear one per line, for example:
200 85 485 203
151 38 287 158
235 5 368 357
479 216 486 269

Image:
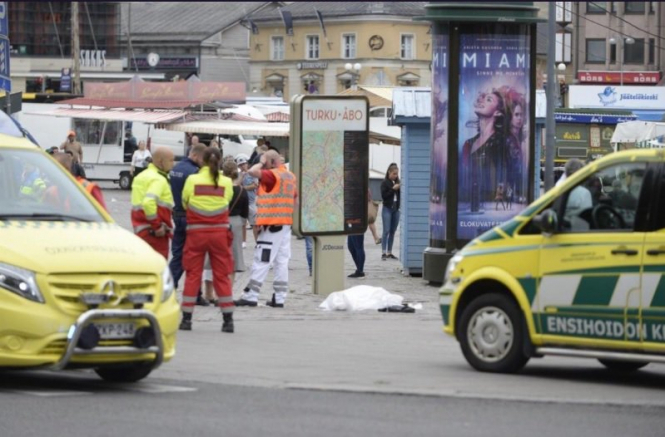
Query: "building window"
306 35 319 60
342 34 356 59
271 36 284 61
649 1 656 13
624 38 645 64
649 38 655 64
610 44 617 63
586 1 607 13
585 39 606 63
625 1 646 13
401 34 414 60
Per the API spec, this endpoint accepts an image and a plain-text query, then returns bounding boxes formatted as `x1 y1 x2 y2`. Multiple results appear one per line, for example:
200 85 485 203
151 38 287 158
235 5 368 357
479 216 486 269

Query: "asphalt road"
2 186 664 436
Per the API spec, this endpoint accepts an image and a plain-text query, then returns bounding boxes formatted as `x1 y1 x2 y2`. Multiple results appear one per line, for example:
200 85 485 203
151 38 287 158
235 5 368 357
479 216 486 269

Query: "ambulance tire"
598 359 649 372
94 362 154 383
458 293 530 373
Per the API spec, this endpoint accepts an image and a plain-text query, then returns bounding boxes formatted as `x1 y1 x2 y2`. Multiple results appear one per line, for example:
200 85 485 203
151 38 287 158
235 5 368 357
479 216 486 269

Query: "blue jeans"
305 236 313 275
347 234 365 273
169 216 187 288
381 206 400 253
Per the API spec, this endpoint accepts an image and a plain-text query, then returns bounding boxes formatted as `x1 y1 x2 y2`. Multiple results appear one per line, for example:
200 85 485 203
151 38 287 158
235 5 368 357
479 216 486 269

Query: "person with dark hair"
380 164 400 261
52 152 107 211
223 160 249 274
180 147 235 332
460 89 511 211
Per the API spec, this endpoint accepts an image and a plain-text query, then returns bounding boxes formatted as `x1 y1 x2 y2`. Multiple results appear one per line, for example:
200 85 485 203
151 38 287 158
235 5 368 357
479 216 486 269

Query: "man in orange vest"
51 152 107 211
235 150 297 308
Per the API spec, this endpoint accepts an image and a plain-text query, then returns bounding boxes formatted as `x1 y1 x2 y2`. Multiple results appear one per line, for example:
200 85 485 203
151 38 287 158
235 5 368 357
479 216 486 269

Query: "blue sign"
554 113 636 124
60 68 71 92
0 2 7 38
0 37 10 93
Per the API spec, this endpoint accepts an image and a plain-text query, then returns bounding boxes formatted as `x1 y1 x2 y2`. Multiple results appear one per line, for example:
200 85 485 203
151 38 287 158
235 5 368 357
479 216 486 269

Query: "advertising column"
457 28 531 240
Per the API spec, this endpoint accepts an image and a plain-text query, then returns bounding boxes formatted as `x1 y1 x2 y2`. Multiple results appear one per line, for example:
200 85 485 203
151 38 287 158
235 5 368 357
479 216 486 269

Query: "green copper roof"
416 2 545 24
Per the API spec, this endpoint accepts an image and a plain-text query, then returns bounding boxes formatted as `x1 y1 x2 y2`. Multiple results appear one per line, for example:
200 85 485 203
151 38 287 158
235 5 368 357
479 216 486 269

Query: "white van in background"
219 134 260 158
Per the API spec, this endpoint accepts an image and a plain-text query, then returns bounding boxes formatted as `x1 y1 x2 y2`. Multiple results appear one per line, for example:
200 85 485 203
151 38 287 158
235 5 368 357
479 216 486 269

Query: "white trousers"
241 225 291 304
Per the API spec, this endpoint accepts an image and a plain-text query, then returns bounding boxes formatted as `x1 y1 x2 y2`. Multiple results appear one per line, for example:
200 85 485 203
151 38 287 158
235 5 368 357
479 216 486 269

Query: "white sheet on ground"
319 285 404 311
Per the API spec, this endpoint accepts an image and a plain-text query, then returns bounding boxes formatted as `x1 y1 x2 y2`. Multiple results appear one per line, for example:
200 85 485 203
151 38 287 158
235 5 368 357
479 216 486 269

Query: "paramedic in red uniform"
179 147 235 333
130 147 175 259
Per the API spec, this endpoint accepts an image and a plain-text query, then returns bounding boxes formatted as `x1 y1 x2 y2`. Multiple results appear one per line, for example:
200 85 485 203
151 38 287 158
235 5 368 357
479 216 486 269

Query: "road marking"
5 390 92 397
0 383 197 397
125 383 198 394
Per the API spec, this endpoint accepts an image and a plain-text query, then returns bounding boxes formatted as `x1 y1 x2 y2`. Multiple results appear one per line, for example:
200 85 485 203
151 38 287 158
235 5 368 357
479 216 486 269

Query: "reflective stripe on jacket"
182 167 233 229
130 163 174 234
256 165 296 226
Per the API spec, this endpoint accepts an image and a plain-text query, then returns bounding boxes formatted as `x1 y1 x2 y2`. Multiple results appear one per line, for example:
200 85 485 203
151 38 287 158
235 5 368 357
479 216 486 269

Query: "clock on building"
369 35 384 51
147 52 160 67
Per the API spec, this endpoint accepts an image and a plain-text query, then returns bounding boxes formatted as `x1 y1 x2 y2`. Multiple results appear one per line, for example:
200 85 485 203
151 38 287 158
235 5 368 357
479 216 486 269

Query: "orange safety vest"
256 165 296 226
76 176 96 195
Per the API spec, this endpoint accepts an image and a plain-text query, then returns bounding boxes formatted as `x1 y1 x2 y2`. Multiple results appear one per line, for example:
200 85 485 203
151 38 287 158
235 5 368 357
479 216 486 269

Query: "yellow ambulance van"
441 149 665 373
0 121 179 382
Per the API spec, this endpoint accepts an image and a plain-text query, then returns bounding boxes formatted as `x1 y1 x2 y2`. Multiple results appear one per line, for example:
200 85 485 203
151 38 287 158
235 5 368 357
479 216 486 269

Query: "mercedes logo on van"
100 280 122 306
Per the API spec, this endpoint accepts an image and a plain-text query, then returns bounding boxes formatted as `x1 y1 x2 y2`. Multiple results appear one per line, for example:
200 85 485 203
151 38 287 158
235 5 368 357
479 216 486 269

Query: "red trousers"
138 230 170 259
182 228 234 314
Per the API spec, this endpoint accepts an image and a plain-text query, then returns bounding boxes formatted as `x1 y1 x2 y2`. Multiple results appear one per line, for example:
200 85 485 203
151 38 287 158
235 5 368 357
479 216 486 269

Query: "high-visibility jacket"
256 165 296 226
182 167 233 231
20 170 46 199
75 176 107 211
131 163 174 234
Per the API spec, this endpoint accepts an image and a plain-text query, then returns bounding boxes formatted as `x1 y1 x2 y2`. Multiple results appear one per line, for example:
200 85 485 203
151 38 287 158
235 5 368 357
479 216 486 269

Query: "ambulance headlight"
0 262 44 303
444 254 464 283
161 267 175 302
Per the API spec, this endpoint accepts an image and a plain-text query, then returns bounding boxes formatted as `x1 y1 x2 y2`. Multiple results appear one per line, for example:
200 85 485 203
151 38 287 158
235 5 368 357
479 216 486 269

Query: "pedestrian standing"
60 130 83 164
130 147 175 259
368 188 381 245
179 147 235 332
131 140 152 178
223 160 249 274
235 150 297 308
347 232 365 278
237 153 257 246
168 144 208 305
380 164 400 261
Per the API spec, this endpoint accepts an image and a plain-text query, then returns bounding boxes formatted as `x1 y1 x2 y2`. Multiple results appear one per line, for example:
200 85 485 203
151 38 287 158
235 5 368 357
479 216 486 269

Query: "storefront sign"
84 80 246 103
297 61 328 70
554 113 636 124
60 68 71 92
577 71 660 85
80 49 106 68
456 31 531 240
131 56 198 70
568 85 665 110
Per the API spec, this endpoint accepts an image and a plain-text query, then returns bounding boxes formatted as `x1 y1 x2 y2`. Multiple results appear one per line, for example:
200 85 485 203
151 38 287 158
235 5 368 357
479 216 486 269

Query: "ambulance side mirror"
533 209 558 236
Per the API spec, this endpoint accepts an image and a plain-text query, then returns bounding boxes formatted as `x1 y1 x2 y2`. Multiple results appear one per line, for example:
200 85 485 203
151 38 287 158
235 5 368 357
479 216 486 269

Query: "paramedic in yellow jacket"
130 147 175 259
180 147 235 333
235 150 297 308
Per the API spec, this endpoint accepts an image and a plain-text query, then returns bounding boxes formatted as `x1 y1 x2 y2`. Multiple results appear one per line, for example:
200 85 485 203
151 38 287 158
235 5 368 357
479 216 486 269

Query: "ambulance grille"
45 273 159 316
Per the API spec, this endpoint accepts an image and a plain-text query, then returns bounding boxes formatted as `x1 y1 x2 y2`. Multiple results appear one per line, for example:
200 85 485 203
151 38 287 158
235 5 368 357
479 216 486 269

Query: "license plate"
95 322 135 339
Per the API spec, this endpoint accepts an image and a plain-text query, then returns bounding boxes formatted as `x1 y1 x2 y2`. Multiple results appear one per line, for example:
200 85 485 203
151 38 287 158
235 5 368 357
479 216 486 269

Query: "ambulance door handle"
646 249 665 256
611 248 638 256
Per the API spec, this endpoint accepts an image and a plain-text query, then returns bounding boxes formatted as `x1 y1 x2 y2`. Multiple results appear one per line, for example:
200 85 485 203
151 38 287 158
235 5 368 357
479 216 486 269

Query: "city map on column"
300 98 368 235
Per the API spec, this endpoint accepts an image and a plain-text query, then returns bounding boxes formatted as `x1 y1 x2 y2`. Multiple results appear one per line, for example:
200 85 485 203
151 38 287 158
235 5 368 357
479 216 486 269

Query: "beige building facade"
247 3 430 100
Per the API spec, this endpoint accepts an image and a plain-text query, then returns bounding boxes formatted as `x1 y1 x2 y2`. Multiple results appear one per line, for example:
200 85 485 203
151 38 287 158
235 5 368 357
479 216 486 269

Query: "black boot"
265 293 284 308
179 312 192 331
222 313 234 333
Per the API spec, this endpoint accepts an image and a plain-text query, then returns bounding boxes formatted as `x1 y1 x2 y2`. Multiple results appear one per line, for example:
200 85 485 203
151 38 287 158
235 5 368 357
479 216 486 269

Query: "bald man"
236 150 297 308
130 147 176 258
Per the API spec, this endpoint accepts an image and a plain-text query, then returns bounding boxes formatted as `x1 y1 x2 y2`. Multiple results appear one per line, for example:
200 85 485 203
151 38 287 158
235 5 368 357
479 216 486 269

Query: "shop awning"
160 120 290 137
22 107 190 124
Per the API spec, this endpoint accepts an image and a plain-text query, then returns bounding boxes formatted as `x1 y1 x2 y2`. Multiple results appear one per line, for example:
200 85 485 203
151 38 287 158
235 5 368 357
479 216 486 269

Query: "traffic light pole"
544 2 556 191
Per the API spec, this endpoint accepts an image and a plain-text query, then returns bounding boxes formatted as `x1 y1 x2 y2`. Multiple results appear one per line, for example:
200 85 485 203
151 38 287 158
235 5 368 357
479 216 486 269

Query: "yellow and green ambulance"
441 149 665 373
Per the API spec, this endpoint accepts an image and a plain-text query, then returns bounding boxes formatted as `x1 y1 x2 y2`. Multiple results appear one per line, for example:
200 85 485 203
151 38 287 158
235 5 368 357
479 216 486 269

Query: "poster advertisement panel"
430 32 449 246
457 30 531 240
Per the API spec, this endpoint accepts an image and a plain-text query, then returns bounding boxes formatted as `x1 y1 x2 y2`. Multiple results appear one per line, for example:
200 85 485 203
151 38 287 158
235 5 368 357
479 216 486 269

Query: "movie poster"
430 32 448 247
457 31 531 240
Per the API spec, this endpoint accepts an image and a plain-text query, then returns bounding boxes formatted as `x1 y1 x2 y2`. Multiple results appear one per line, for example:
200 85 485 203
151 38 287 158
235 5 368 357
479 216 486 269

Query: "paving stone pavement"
103 188 443 325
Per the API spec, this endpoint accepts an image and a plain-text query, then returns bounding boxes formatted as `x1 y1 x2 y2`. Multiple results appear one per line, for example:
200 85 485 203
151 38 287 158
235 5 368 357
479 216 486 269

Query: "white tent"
611 121 665 150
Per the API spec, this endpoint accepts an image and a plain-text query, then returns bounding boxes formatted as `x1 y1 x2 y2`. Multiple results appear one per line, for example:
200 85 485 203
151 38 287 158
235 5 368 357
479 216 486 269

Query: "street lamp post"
609 37 635 86
344 62 362 90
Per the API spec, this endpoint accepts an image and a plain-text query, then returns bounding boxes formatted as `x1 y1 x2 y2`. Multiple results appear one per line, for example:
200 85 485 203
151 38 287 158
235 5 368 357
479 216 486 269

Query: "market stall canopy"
160 120 290 137
58 77 246 109
611 121 665 149
23 107 190 124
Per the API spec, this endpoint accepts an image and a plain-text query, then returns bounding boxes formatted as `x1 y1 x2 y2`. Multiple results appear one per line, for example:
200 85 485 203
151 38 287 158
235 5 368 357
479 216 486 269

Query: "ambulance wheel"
458 293 529 373
598 359 649 372
95 362 154 383
119 172 132 190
